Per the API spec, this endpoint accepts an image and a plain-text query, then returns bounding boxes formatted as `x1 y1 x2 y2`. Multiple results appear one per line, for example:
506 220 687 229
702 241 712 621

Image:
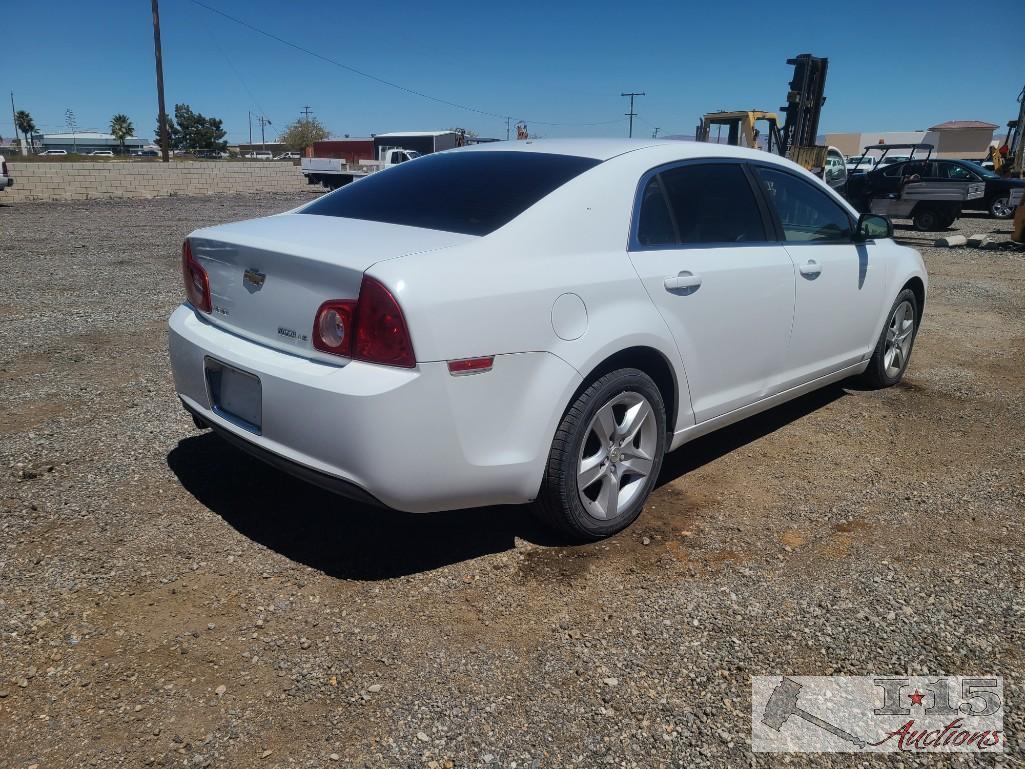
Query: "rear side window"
940 163 977 180
302 151 600 236
755 166 853 242
636 163 767 246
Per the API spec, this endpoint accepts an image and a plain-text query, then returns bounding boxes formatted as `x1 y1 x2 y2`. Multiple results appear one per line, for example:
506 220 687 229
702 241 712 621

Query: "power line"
188 0 624 128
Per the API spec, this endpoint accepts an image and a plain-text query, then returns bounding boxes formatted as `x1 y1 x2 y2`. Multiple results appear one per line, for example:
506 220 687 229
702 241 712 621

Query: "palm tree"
15 110 36 154
109 114 134 156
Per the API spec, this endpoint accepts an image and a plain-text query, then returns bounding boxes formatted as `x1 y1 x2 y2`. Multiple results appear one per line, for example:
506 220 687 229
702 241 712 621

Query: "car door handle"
664 271 702 291
798 260 822 278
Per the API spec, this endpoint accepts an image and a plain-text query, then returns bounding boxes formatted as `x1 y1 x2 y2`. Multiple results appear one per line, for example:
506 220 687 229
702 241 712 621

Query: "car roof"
451 137 786 163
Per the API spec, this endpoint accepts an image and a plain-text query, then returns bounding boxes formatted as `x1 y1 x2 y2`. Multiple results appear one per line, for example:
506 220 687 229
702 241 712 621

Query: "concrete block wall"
4 161 307 203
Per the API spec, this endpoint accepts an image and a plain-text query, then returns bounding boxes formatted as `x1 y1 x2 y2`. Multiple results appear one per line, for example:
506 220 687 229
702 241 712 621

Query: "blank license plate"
205 358 262 433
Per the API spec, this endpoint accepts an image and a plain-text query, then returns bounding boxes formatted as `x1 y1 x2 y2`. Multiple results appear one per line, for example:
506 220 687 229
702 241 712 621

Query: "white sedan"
169 139 926 539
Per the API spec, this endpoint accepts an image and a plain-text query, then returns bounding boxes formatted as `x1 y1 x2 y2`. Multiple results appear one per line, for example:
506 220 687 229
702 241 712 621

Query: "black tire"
989 195 1013 219
937 213 957 229
861 289 919 389
912 207 940 231
532 368 667 541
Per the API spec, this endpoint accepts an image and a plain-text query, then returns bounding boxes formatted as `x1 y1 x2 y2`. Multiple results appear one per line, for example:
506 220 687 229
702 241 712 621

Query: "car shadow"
657 383 846 481
167 433 562 581
168 384 848 580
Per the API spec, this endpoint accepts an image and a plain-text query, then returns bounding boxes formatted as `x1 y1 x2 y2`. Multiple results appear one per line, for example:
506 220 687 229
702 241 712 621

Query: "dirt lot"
1 194 1023 768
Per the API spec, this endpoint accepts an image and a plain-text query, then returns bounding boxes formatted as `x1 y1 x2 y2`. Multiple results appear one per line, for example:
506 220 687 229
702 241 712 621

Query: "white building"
39 132 146 154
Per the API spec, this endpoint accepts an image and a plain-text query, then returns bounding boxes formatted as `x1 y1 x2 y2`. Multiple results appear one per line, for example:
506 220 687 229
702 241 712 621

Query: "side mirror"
854 213 892 242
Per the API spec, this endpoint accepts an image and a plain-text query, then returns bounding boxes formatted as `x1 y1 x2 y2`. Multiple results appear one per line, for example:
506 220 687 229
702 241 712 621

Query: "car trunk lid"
187 212 473 362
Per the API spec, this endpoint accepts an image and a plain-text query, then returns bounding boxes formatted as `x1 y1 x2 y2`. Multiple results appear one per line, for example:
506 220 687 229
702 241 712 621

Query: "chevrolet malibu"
169 139 926 540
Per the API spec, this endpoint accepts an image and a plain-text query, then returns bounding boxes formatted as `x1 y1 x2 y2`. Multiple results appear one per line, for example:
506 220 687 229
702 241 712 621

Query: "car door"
937 161 985 210
627 161 796 424
752 164 890 388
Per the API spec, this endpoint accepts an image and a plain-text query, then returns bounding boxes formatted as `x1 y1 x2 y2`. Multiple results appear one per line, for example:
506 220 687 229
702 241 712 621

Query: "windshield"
302 150 601 236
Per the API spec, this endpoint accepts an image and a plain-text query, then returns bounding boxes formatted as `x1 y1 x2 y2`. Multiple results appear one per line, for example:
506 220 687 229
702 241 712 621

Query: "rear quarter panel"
367 156 696 430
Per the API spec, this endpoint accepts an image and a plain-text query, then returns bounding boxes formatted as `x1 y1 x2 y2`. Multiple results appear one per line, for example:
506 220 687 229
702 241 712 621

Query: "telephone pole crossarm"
621 91 645 139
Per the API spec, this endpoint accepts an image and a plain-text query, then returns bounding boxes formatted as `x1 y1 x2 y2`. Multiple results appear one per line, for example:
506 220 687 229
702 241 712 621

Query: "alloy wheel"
884 300 915 378
990 197 1013 219
577 391 658 521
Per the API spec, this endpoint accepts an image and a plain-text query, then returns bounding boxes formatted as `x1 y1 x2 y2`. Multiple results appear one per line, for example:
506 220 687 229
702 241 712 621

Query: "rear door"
627 161 796 423
752 164 890 387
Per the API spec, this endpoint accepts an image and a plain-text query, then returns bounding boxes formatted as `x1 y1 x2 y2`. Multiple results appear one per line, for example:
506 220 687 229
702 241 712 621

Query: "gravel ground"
1 194 1023 768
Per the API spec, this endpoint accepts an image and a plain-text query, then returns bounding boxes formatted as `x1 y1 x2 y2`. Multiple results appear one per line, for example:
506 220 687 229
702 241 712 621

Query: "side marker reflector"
447 356 495 375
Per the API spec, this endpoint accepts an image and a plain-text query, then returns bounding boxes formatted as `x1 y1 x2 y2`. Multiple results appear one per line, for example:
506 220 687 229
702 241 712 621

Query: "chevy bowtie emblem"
243 268 266 292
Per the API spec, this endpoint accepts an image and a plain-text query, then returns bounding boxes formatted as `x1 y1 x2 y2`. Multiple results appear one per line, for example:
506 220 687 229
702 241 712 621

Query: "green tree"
278 117 329 153
109 114 134 155
154 113 178 152
173 104 227 152
15 111 36 153
154 105 227 153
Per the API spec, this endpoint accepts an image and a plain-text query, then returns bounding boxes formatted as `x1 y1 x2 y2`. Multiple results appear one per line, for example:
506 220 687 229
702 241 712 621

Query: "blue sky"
4 0 1023 144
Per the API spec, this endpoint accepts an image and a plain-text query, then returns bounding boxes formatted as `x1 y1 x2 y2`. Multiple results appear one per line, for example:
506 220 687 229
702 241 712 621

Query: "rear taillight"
1 161 7 177
312 276 415 368
181 240 212 313
312 300 356 355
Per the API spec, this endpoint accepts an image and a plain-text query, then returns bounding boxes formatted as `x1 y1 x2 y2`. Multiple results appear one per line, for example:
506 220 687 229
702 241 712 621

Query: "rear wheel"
912 206 941 231
532 369 666 541
861 289 919 389
989 196 1013 219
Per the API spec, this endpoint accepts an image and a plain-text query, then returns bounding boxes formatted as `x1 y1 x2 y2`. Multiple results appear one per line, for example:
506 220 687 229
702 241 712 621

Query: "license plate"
205 358 262 433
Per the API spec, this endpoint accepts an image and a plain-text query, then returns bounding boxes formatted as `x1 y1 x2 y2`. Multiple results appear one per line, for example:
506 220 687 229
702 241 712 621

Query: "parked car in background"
876 155 909 168
169 139 926 540
88 150 115 157
849 158 1025 219
131 149 160 157
244 151 273 160
846 156 876 174
0 155 13 193
275 152 301 160
40 149 68 157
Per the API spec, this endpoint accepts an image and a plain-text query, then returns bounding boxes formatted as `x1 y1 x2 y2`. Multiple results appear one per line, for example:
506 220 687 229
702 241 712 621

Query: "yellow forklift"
695 55 847 191
993 84 1025 243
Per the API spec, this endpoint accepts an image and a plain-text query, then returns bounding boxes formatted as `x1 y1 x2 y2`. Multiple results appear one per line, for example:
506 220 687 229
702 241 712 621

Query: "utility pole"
621 91 645 139
248 111 252 146
505 117 511 141
151 0 170 162
652 127 660 139
10 92 27 156
301 105 313 121
258 116 271 151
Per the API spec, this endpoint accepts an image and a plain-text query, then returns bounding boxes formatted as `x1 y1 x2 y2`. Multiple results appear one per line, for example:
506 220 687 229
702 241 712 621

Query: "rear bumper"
182 398 385 507
168 305 581 513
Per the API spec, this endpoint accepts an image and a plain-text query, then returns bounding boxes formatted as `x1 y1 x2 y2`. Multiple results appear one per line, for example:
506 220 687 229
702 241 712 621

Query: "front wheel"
861 289 919 389
532 368 666 541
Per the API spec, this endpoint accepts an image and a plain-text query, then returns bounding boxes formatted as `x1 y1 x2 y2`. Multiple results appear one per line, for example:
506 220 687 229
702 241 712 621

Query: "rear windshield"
301 150 601 236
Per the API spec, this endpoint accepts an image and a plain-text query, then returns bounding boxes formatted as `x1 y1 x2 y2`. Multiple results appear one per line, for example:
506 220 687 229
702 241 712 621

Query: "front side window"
636 163 766 247
755 166 853 242
903 161 933 178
